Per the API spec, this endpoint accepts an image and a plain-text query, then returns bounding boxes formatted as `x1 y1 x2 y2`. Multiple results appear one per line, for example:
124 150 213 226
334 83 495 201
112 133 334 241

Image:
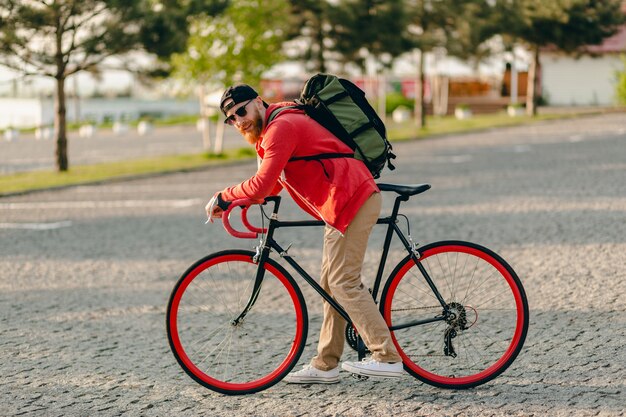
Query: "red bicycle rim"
168 254 306 392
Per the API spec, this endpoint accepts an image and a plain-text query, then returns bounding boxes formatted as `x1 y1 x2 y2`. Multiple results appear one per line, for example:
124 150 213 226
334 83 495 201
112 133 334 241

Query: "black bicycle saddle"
376 183 431 196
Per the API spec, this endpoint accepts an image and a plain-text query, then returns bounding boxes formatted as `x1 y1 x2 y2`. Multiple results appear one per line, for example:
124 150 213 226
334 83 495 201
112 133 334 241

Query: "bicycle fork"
230 243 271 326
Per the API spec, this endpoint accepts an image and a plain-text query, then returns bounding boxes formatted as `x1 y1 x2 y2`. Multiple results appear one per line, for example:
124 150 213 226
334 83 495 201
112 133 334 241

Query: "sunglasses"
224 99 255 125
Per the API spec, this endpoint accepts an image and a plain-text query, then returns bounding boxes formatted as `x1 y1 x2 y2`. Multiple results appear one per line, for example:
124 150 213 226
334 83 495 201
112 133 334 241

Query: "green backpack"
268 73 396 178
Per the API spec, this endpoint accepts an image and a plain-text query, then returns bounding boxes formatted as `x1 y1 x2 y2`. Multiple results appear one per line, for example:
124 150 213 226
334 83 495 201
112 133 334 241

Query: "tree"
285 0 335 73
444 0 499 66
494 0 626 115
330 0 411 72
328 0 412 119
170 0 290 152
0 0 227 171
404 0 450 127
403 0 494 127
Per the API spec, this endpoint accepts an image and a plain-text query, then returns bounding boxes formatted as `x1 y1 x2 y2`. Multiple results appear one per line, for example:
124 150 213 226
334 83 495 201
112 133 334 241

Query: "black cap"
220 84 259 115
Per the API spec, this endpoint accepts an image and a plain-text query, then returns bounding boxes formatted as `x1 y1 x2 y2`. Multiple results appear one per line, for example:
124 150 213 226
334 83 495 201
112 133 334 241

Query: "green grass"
1 109 619 196
0 147 256 195
387 111 589 141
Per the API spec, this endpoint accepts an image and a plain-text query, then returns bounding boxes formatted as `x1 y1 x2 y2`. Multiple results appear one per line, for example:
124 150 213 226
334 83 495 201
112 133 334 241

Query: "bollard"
79 124 97 138
35 127 54 141
454 106 473 120
392 106 411 123
137 121 153 136
113 122 129 135
4 129 19 142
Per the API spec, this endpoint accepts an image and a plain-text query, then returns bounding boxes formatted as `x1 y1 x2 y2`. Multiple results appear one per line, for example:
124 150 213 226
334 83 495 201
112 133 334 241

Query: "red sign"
401 79 431 101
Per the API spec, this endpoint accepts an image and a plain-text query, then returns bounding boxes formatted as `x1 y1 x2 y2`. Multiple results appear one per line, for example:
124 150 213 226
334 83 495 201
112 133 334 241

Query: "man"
206 84 404 384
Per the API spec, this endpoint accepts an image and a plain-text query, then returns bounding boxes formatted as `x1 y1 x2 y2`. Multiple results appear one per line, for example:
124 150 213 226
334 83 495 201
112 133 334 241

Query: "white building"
540 26 626 106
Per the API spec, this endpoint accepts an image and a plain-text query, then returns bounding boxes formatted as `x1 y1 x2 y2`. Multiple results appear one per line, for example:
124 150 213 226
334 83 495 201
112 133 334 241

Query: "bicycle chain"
391 305 441 312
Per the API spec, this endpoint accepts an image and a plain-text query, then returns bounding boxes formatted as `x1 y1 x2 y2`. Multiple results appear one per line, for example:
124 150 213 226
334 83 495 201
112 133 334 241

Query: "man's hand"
205 194 222 223
205 193 232 223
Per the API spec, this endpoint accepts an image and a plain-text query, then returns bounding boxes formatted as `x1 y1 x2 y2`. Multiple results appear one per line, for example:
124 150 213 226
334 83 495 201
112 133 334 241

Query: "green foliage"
400 0 502 64
0 148 257 196
329 0 412 71
285 0 333 73
492 0 625 115
494 0 625 52
171 0 290 91
405 0 457 53
402 1 496 127
0 0 218 77
237 147 257 157
0 0 226 171
386 92 414 114
616 55 626 105
443 0 500 65
204 152 228 159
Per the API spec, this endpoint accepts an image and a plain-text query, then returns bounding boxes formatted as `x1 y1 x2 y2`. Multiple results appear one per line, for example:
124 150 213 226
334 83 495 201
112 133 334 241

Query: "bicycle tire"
381 241 528 389
166 249 308 395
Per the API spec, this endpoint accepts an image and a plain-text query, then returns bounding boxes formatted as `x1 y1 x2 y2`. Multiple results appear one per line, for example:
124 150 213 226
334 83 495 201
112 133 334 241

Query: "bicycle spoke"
187 321 232 354
384 242 527 388
168 251 307 394
406 263 440 304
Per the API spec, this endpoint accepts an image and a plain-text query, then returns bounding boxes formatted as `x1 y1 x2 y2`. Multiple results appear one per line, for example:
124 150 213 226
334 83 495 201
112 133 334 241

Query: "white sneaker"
341 358 405 378
283 364 340 384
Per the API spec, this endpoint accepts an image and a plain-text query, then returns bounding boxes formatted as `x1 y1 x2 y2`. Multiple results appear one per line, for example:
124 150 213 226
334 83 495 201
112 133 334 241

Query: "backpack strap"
268 104 354 166
267 105 299 124
288 153 354 178
289 153 353 162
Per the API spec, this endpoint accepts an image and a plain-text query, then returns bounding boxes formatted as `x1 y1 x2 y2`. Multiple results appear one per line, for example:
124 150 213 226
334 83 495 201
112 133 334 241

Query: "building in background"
540 26 626 106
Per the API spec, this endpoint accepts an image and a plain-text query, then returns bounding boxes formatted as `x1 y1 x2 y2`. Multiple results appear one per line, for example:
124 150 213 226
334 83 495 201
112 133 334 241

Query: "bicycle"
166 183 529 395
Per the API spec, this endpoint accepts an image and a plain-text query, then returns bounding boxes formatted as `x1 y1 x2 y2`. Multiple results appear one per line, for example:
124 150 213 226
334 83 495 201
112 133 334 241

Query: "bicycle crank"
345 323 370 355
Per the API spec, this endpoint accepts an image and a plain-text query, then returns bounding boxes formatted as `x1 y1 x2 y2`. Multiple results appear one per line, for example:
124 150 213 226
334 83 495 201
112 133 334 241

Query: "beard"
240 112 264 145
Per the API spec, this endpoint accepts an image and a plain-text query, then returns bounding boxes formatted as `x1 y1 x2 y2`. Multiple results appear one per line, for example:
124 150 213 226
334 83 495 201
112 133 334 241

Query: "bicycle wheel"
166 250 308 395
381 241 528 389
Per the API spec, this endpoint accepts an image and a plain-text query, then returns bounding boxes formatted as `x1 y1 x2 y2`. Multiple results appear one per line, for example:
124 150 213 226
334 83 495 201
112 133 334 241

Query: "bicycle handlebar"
221 198 268 239
220 184 430 239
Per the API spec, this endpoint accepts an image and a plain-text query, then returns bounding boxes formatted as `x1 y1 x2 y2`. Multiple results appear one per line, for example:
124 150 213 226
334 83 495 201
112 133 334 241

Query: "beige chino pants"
311 192 402 371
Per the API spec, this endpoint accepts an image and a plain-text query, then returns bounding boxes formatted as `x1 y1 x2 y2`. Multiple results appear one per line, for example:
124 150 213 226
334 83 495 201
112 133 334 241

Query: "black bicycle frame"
235 195 451 333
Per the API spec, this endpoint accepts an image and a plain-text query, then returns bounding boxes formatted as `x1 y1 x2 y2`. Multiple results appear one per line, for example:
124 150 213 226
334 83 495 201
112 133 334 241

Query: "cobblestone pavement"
1 113 625 416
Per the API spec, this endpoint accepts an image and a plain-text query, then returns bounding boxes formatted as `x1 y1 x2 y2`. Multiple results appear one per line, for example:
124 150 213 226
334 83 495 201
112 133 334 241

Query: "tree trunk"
198 84 212 151
54 10 68 172
526 45 540 116
315 18 326 73
414 49 425 128
55 75 68 171
432 75 449 116
378 72 386 125
215 114 225 154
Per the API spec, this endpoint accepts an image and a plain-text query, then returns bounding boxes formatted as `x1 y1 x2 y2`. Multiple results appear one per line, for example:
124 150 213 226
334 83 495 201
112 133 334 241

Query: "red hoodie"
219 102 379 234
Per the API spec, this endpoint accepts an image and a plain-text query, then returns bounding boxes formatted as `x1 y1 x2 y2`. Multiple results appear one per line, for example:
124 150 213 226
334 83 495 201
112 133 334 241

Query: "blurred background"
1 0 626 173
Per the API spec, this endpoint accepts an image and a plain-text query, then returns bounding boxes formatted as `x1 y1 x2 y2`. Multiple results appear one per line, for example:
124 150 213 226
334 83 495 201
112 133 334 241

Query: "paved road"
0 124 243 174
1 113 625 416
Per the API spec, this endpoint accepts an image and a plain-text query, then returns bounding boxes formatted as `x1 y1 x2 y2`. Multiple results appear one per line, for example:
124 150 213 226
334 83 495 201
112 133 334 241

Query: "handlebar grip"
221 198 262 239
241 207 267 234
